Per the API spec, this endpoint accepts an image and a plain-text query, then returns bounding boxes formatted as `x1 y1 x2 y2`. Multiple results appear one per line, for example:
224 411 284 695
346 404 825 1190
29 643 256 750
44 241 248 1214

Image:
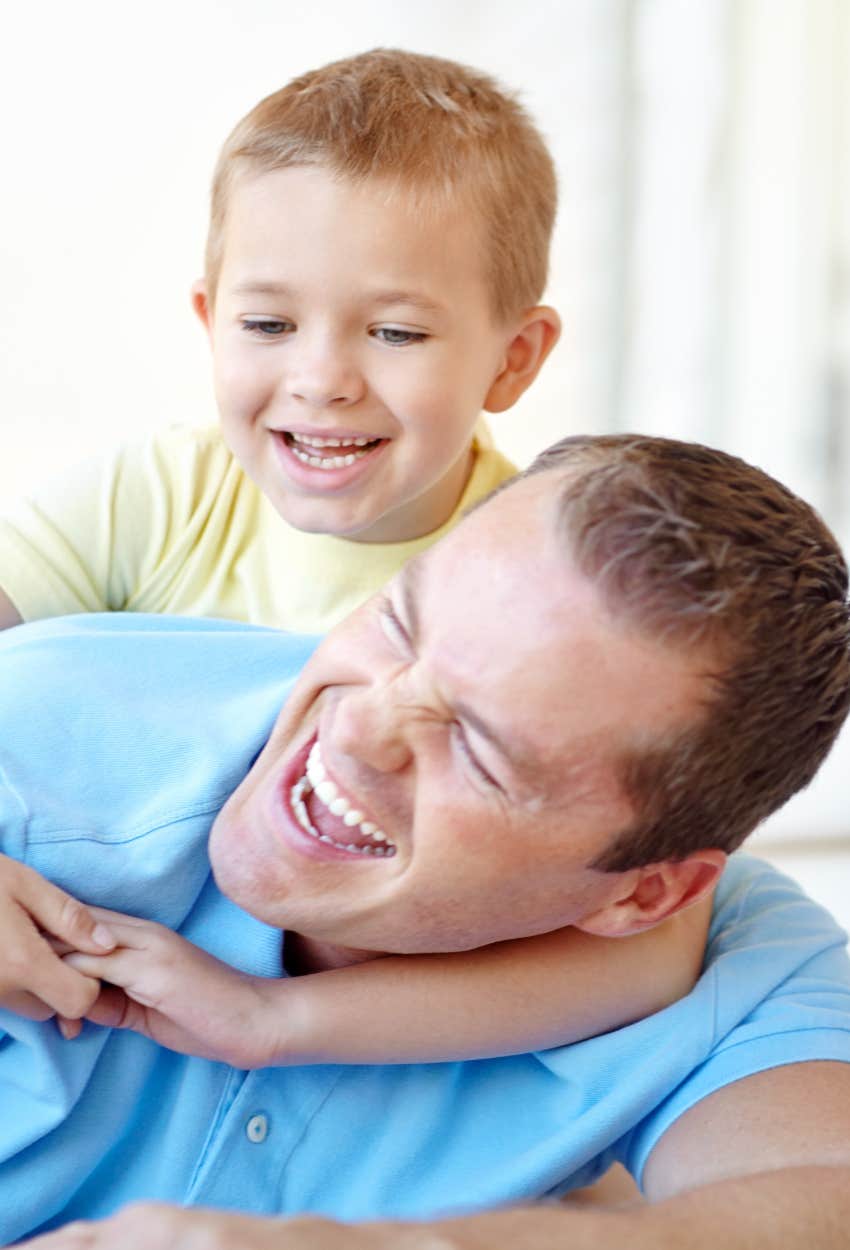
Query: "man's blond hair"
205 48 557 322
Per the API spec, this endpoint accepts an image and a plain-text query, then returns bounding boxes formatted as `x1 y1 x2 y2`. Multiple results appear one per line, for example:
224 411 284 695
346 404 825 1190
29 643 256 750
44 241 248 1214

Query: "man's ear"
191 279 213 338
483 306 561 414
574 850 727 938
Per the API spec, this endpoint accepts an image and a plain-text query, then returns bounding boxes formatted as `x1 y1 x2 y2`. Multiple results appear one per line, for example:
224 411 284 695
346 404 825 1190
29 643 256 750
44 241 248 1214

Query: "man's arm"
19 1061 850 1249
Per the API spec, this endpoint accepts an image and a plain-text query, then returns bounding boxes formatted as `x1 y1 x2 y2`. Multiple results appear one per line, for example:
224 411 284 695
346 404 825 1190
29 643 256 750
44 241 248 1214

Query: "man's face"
209 475 707 954
196 165 518 543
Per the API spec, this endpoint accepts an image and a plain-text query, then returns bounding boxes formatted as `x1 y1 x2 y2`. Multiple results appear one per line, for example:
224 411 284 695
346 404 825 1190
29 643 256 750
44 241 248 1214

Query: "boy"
0 49 560 632
0 55 702 1065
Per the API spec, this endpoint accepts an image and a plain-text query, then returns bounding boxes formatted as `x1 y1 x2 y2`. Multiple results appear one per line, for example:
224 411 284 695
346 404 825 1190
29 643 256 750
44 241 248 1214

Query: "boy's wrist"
250 976 315 1068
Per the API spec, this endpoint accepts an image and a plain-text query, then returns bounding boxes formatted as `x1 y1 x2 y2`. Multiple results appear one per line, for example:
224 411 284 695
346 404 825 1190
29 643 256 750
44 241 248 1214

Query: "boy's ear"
191 279 213 337
573 850 727 938
483 306 561 414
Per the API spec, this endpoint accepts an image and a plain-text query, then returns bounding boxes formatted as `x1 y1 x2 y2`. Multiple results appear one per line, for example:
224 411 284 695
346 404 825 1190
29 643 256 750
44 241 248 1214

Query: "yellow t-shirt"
0 425 517 632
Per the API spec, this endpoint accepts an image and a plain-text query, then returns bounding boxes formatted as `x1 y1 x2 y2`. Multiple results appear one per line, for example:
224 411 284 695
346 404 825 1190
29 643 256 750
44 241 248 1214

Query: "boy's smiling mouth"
284 430 386 470
290 739 397 856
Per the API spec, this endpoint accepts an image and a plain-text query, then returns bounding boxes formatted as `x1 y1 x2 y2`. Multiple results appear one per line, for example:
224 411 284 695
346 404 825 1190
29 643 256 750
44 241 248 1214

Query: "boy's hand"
0 854 115 1029
65 908 282 1069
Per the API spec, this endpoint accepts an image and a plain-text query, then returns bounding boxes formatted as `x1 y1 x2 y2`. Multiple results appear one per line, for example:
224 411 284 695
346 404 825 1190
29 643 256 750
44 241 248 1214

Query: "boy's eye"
371 327 427 347
241 319 294 337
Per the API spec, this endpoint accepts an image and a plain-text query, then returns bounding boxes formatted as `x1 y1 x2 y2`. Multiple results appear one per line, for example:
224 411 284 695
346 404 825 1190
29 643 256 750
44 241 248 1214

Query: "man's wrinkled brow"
399 558 546 798
396 560 424 644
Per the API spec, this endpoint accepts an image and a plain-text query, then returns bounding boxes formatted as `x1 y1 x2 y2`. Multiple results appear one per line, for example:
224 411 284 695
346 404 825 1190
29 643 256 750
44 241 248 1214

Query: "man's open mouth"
290 740 397 856
284 431 385 470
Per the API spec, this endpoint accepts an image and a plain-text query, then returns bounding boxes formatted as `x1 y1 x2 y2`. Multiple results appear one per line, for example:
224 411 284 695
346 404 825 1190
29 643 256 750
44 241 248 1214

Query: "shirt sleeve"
619 858 850 1184
0 426 231 621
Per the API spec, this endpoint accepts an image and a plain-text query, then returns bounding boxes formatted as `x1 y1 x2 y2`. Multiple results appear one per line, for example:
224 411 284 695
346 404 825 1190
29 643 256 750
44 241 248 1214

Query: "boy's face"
209 475 709 956
196 166 523 543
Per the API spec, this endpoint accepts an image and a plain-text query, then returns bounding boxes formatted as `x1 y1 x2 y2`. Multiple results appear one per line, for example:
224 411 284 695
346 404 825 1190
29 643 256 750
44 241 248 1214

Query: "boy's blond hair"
205 48 557 322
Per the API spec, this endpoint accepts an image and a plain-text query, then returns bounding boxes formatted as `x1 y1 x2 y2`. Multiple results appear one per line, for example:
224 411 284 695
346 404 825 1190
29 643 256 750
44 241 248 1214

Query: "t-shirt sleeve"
0 426 232 622
618 859 850 1185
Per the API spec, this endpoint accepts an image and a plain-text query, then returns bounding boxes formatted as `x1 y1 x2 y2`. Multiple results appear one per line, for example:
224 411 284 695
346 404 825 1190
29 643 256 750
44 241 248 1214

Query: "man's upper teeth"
291 433 372 448
305 742 392 846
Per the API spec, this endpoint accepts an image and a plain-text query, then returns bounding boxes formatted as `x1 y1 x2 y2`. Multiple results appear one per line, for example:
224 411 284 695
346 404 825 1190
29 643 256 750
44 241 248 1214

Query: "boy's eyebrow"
230 280 295 297
227 280 443 316
368 290 445 316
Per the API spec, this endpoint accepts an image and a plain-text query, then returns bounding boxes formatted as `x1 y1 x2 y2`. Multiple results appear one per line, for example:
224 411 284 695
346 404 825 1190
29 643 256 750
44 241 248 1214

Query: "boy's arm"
66 899 709 1066
276 899 709 1062
0 586 22 628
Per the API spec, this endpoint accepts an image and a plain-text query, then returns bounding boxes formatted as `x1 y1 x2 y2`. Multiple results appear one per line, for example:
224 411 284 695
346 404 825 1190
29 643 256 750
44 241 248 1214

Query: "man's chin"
207 807 258 912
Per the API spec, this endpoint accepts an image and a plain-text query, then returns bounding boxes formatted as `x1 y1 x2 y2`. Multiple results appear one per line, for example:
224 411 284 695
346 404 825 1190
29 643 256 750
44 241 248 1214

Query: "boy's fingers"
7 917 103 1018
0 988 57 1022
35 961 102 1020
65 948 146 993
57 1015 83 1040
2 948 101 1020
85 985 159 1041
18 873 116 953
86 905 149 927
83 907 172 947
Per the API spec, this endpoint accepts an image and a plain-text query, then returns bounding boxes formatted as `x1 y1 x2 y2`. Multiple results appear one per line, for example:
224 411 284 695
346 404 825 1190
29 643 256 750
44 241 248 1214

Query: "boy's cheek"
214 356 265 400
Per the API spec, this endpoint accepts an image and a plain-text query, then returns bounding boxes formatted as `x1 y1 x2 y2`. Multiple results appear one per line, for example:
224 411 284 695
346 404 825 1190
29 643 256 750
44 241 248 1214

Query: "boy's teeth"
287 432 377 469
292 434 373 448
290 742 395 854
292 449 366 469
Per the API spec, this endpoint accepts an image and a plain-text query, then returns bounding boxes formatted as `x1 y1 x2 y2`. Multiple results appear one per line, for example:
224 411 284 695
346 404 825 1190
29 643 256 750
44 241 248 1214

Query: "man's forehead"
395 535 631 808
404 481 707 792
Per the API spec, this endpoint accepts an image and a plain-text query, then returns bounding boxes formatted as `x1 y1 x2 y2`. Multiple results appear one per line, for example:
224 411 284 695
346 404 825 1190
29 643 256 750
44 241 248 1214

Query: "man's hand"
65 908 283 1068
17 1204 427 1250
0 854 116 1032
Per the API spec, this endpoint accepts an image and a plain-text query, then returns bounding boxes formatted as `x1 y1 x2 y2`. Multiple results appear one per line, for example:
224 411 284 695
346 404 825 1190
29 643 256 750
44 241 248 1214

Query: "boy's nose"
286 337 365 408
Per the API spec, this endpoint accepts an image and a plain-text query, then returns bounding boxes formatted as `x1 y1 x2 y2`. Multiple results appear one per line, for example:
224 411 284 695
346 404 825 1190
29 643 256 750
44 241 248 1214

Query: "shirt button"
245 1113 269 1144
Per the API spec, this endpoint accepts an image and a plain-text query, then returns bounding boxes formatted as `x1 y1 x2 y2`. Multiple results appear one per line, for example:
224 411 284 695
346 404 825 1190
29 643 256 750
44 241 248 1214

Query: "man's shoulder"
615 854 850 1183
0 615 319 892
710 851 847 966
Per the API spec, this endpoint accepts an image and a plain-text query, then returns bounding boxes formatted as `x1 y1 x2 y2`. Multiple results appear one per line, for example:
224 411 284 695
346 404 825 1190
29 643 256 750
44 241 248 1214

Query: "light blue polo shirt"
2 614 850 1243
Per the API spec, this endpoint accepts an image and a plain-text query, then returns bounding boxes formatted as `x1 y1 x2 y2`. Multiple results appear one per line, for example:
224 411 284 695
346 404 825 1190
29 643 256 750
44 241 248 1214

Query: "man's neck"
284 931 383 976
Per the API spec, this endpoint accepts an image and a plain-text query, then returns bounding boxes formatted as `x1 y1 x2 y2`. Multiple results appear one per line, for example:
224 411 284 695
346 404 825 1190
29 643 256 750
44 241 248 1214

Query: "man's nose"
285 332 365 408
332 685 414 774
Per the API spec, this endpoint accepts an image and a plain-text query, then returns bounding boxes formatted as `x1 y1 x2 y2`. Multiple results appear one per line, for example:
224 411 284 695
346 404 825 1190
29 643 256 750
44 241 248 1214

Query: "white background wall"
1 0 848 921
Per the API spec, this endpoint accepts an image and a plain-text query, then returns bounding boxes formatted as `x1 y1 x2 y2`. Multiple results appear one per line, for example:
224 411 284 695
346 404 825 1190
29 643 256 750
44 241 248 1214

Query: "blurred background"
1 0 847 922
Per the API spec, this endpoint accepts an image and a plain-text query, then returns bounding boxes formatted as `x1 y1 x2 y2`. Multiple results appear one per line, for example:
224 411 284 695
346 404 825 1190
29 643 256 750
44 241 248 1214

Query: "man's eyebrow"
403 562 541 789
454 697 539 787
396 561 423 644
396 563 542 793
397 560 525 770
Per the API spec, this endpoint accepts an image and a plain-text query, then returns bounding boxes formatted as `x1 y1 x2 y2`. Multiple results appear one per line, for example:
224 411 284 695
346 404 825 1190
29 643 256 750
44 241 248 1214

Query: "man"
6 435 850 1248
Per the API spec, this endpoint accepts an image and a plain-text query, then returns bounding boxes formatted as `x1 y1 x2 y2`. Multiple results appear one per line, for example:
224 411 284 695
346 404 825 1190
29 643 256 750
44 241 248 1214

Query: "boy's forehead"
228 161 480 229
218 164 497 311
